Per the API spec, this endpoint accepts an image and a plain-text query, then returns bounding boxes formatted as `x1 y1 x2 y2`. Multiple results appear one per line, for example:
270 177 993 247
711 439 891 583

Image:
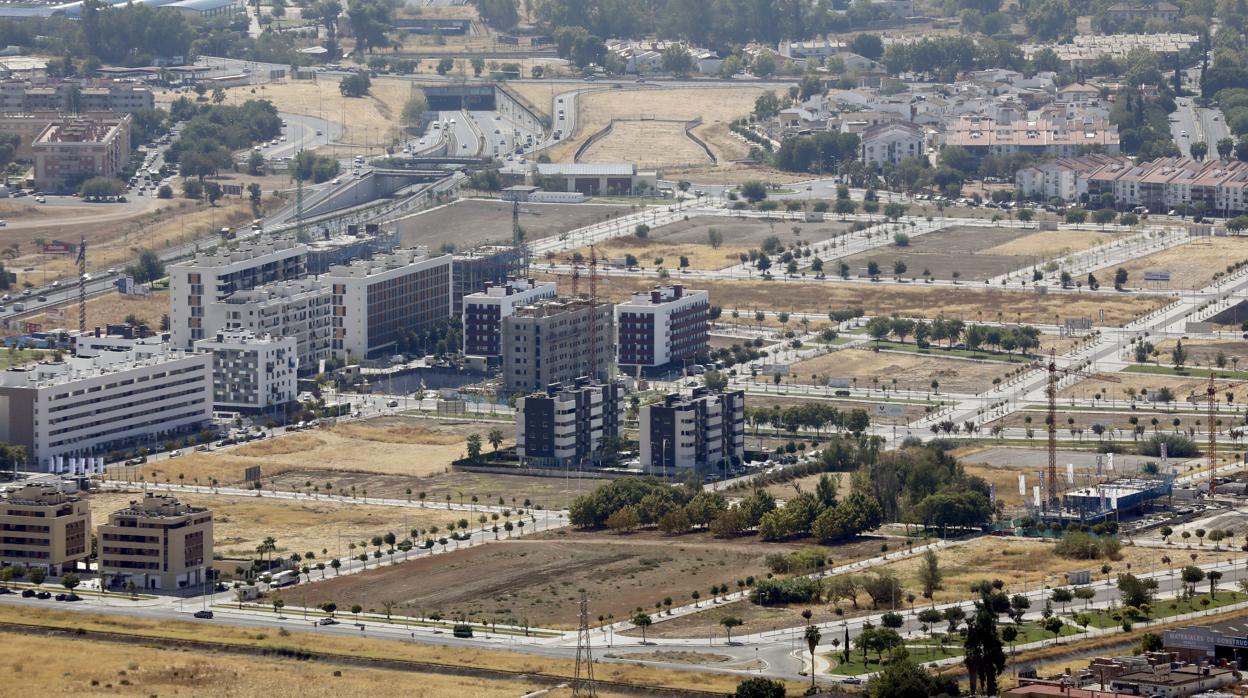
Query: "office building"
98 493 213 591
214 278 333 372
0 484 90 575
616 285 709 374
501 297 615 394
324 248 453 360
640 387 745 472
515 378 624 467
0 344 212 470
194 330 297 412
31 113 131 193
304 229 399 274
168 239 307 349
463 278 556 359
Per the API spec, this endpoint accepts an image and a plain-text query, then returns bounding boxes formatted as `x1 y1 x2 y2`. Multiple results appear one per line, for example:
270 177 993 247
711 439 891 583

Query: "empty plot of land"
658 215 853 248
586 236 751 270
1058 372 1240 402
958 446 1162 507
837 226 1110 282
548 274 1169 327
395 199 635 251
744 394 930 423
778 348 1012 393
1093 236 1248 291
88 490 451 561
549 86 765 163
266 468 599 512
581 121 710 169
991 410 1193 433
304 529 805 630
108 417 491 485
1154 338 1248 366
15 291 168 337
981 228 1118 257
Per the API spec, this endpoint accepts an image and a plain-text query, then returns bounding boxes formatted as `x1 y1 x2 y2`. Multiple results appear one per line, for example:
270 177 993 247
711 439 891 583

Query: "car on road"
35 196 45 203
0 219 5 227
331 178 341 184
840 677 863 685
318 617 338 625
1181 130 1189 137
168 449 182 458
194 610 214 619
35 591 52 599
21 589 35 598
36 295 46 302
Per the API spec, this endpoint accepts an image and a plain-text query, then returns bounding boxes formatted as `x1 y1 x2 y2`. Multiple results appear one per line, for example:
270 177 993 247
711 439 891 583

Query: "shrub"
749 576 820 606
1140 434 1198 458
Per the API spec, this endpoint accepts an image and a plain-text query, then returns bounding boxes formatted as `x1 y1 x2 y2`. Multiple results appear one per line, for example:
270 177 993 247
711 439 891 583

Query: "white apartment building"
215 278 333 372
1016 154 1132 201
615 285 709 373
169 239 307 349
463 278 557 358
324 248 453 360
0 344 212 470
859 121 926 166
194 330 297 412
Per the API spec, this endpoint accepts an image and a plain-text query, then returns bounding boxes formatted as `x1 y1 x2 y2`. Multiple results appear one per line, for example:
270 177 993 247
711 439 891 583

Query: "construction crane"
1207 374 1218 495
588 245 599 382
512 198 529 275
76 236 86 333
1046 350 1121 506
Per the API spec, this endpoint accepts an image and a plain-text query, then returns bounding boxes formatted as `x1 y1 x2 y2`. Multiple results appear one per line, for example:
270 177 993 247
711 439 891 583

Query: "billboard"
872 403 906 417
1143 271 1171 282
826 377 851 388
42 240 77 255
44 307 65 323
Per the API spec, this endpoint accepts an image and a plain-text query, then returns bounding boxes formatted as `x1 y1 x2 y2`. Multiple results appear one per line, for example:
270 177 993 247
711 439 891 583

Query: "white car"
331 178 341 184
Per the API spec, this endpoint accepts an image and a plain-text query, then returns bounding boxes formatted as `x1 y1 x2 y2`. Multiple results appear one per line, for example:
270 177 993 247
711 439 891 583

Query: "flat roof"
535 163 636 177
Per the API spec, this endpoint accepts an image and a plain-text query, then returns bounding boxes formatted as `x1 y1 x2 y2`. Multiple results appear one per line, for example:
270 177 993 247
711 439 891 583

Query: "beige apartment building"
0 485 91 576
98 494 212 591
31 113 132 193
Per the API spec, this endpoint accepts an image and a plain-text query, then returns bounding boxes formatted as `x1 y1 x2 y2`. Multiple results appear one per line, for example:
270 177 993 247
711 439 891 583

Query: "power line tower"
573 591 597 697
76 236 86 334
1207 374 1218 495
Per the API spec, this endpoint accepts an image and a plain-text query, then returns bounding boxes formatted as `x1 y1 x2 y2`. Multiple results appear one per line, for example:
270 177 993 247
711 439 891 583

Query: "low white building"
0 344 213 469
859 121 925 165
1016 153 1130 201
195 330 297 413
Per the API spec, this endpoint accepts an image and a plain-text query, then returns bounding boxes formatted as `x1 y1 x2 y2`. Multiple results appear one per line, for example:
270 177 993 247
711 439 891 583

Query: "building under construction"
1028 475 1174 524
500 297 615 394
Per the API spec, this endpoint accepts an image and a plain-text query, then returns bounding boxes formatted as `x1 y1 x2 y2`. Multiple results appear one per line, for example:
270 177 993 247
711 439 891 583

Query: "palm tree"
487 428 504 454
805 625 822 691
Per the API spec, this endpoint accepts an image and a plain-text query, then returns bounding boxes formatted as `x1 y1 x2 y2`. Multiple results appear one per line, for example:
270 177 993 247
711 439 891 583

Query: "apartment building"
0 484 91 576
0 344 213 470
0 80 154 112
168 239 308 349
214 278 333 372
324 248 453 360
859 121 926 166
463 278 556 359
1016 153 1133 201
31 113 131 193
1019 155 1248 213
942 114 1120 158
501 298 616 394
640 387 746 472
615 285 709 374
194 330 297 412
98 494 212 591
1104 1 1181 25
515 378 625 467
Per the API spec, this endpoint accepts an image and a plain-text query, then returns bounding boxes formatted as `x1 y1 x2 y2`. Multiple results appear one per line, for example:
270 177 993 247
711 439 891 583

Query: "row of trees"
744 404 873 436
865 316 1043 355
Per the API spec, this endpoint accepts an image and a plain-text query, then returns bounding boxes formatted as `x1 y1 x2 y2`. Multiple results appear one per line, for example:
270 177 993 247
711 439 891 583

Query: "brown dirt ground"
303 528 833 630
107 417 500 485
1091 236 1248 291
0 630 571 698
1153 339 1248 367
540 274 1170 327
981 229 1119 257
12 290 168 337
584 236 752 271
547 86 765 164
396 199 637 251
581 120 712 169
988 410 1212 434
1058 373 1242 402
784 348 1014 393
87 490 452 561
655 214 854 248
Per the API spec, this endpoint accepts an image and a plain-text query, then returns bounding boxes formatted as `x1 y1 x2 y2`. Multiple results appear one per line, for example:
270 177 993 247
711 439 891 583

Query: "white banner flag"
1032 485 1042 508
1107 453 1115 471
1067 463 1075 484
1018 474 1026 496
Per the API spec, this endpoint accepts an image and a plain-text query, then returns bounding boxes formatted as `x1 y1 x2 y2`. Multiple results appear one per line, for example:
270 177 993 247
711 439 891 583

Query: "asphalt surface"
1170 98 1229 159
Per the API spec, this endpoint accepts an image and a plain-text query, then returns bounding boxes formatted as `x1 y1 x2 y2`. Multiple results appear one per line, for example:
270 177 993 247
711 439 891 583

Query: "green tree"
804 625 821 691
339 72 372 97
918 549 943 598
733 677 785 698
466 433 482 463
721 615 743 644
401 94 428 127
964 591 1007 695
633 611 652 643
126 249 165 284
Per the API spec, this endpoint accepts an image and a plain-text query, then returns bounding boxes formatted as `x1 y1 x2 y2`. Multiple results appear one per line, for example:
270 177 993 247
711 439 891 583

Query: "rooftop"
176 238 306 271
535 163 637 177
112 493 208 519
0 344 204 390
323 247 442 279
1 484 80 507
34 115 128 145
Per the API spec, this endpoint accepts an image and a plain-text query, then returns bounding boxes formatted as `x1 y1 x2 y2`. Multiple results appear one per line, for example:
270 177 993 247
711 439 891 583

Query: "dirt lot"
990 409 1204 434
656 215 853 248
1153 338 1248 368
836 226 1115 282
0 630 568 698
981 228 1118 258
265 467 600 512
107 417 495 485
88 490 452 560
784 348 1014 393
587 236 751 271
545 274 1170 327
581 120 711 169
957 446 1165 508
303 528 821 630
395 199 636 251
14 290 168 337
1058 373 1241 403
547 86 765 164
1092 236 1248 291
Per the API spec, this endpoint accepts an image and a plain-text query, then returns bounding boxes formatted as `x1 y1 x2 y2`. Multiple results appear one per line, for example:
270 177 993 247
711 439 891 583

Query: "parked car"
35 591 52 599
21 589 35 598
318 617 339 625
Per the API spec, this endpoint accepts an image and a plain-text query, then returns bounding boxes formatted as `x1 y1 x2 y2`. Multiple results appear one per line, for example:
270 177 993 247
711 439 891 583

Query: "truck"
268 570 297 588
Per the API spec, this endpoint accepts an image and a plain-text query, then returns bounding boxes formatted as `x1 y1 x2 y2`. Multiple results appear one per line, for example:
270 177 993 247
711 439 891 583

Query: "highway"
1170 97 1229 159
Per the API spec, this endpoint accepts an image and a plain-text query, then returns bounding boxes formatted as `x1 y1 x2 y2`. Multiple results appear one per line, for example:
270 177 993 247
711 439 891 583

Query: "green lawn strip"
0 348 46 369
870 341 1035 365
214 603 560 637
825 644 964 676
1077 591 1245 629
1021 405 1209 416
1124 365 1248 380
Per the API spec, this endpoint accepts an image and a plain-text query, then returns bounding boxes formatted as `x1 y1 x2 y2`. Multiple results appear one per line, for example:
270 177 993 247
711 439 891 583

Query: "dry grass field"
546 274 1169 326
13 290 168 336
547 86 765 164
785 348 1010 393
0 605 776 696
87 490 453 560
981 228 1118 257
305 528 822 630
107 417 495 486
1153 338 1248 367
1091 236 1248 291
395 199 636 250
581 120 712 169
219 78 417 154
1058 373 1240 402
586 236 751 270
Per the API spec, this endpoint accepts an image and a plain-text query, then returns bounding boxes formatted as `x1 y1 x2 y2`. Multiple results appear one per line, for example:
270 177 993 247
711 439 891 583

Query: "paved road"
1171 98 1229 159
